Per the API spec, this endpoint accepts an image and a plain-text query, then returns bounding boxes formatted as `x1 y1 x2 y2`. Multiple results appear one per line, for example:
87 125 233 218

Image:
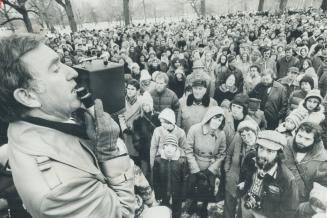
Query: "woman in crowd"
214 73 239 106
185 106 227 218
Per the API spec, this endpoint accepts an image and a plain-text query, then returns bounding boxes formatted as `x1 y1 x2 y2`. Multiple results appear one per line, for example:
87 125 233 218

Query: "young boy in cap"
152 133 188 218
237 130 299 218
276 110 307 142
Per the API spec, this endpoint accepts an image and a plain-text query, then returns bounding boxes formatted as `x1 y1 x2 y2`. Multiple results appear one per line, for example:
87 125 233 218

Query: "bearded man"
237 130 299 218
249 69 288 130
284 122 327 218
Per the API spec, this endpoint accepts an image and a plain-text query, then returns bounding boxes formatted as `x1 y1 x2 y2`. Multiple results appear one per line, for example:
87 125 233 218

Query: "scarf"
21 114 89 139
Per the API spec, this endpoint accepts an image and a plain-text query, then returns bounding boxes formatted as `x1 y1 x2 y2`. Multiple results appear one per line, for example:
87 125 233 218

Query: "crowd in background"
2 7 327 218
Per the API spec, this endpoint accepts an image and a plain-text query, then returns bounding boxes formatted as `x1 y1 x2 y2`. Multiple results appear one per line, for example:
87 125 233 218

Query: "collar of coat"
289 140 327 162
8 120 101 176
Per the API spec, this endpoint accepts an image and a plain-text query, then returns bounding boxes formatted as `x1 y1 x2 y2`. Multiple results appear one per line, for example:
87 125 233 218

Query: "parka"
7 121 135 218
185 106 226 175
284 139 327 218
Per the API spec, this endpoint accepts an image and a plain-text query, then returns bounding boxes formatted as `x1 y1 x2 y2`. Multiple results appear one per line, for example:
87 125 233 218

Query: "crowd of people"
1 6 327 218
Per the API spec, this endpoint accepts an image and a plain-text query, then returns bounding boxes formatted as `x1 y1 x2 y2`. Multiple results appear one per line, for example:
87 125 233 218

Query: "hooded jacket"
185 106 226 175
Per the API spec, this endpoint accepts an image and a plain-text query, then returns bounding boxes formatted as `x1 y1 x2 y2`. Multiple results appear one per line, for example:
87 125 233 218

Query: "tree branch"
0 17 23 26
55 0 66 9
3 0 24 14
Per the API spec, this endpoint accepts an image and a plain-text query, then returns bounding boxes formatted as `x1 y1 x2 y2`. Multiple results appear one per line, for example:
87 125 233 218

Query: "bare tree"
279 0 288 11
200 0 205 16
142 0 146 23
55 0 77 32
123 0 130 25
0 3 17 31
186 0 200 17
29 0 55 30
258 0 265 11
2 0 36 32
322 0 327 12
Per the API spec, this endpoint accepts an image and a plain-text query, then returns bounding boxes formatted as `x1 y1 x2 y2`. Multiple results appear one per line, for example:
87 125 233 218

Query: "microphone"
76 87 95 118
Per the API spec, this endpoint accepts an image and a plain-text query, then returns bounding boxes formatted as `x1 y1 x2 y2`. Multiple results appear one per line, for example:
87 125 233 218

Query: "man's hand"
84 99 120 161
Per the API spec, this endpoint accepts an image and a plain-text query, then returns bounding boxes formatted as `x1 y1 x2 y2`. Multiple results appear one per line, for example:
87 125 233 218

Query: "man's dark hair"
296 122 322 144
0 34 43 122
126 79 140 90
249 65 261 74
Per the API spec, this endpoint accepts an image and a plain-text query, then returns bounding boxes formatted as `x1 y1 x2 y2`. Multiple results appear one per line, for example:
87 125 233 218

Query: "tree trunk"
200 0 205 17
142 0 146 23
279 0 288 11
123 0 130 26
64 0 77 32
258 0 264 11
322 0 327 12
21 10 33 32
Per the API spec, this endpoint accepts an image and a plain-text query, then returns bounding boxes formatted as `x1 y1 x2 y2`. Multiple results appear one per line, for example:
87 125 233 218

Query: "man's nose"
66 66 78 80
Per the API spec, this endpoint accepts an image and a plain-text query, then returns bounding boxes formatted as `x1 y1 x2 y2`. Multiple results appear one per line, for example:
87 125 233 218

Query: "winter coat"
119 97 141 157
317 64 327 97
168 76 186 99
224 134 257 198
288 89 308 112
185 109 226 175
249 81 288 130
312 55 324 73
284 140 327 218
213 85 239 106
239 153 299 218
277 76 299 98
150 88 180 116
133 112 160 161
152 158 188 201
294 100 325 125
177 94 218 134
150 126 187 169
257 58 277 76
7 121 135 218
276 56 300 79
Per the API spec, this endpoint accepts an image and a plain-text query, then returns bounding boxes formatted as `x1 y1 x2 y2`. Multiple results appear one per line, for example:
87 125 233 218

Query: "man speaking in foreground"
0 34 135 218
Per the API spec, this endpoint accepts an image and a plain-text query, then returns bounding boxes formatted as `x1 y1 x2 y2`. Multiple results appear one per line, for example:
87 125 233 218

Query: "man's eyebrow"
48 56 60 70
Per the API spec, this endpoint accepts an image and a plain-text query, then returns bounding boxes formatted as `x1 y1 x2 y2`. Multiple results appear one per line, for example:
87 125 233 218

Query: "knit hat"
192 78 207 88
305 89 323 103
299 75 314 89
231 94 249 109
159 108 176 124
140 69 151 81
256 130 287 151
138 91 153 109
285 110 307 129
310 182 327 211
237 119 259 134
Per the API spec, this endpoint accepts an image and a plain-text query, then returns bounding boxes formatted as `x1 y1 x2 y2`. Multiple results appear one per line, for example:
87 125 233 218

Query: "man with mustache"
237 130 299 218
284 122 327 218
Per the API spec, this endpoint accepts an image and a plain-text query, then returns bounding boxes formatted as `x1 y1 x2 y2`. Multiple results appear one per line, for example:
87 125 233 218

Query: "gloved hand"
178 156 187 165
203 169 214 177
196 171 208 181
123 127 133 135
84 99 120 161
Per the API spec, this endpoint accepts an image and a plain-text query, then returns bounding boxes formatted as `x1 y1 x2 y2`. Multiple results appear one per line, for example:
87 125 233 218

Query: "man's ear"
13 88 41 108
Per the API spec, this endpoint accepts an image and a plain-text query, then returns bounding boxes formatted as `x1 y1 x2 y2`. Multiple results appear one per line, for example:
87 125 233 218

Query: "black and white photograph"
0 0 327 217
